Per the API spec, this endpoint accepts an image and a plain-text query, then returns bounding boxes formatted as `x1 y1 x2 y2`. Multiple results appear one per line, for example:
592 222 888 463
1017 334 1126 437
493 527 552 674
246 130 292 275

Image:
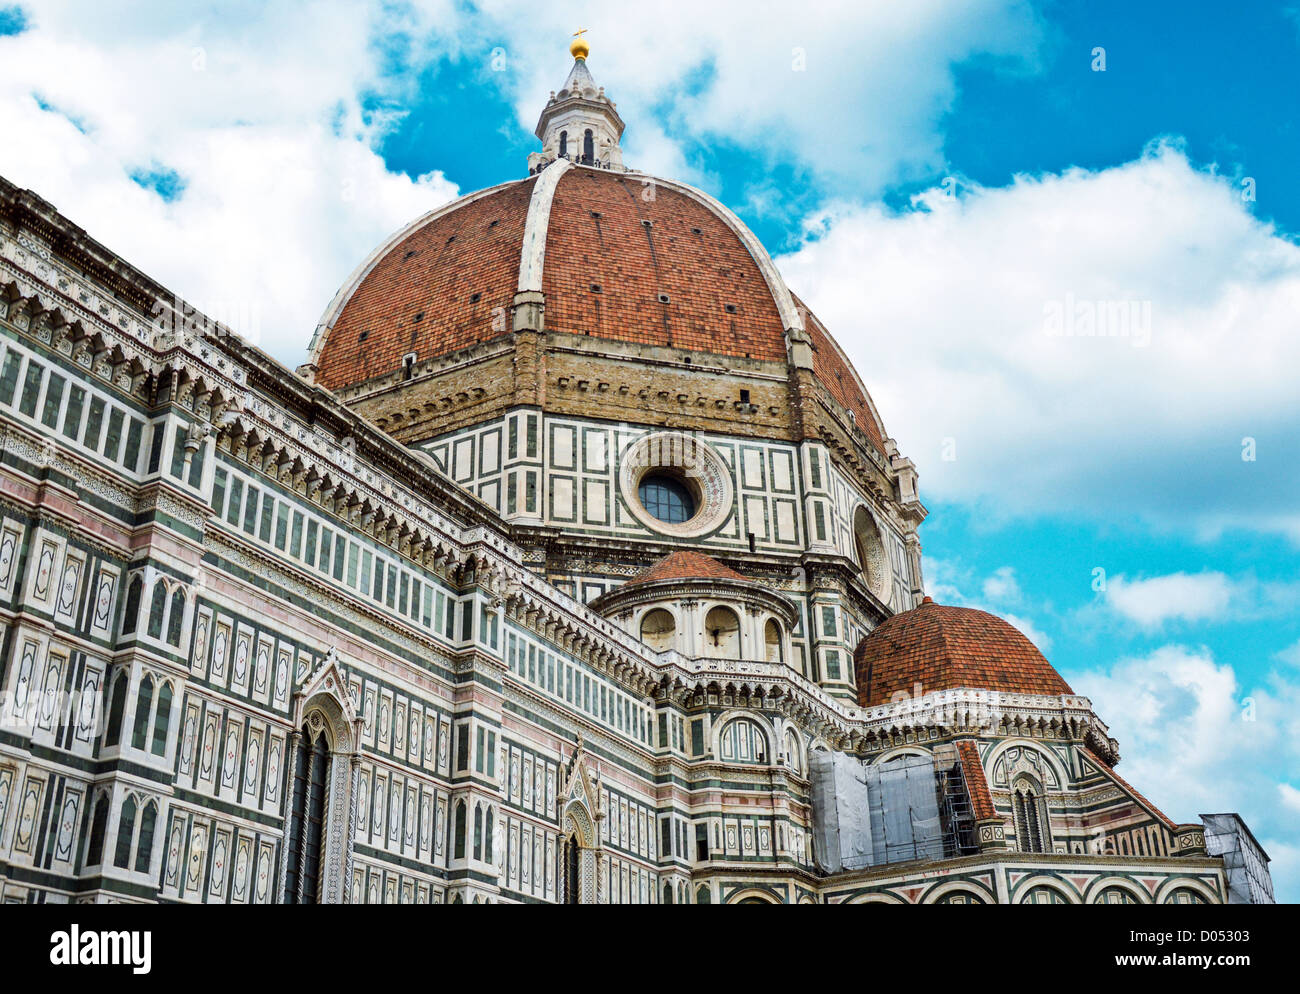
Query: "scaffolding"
811 750 980 873
1201 812 1274 904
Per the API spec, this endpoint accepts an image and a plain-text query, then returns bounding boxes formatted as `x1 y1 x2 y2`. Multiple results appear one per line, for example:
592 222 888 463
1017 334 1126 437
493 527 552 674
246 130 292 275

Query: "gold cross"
573 27 587 39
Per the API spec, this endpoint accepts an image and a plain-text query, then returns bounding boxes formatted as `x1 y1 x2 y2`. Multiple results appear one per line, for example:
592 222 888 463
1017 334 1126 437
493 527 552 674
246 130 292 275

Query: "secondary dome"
854 598 1073 707
625 550 748 586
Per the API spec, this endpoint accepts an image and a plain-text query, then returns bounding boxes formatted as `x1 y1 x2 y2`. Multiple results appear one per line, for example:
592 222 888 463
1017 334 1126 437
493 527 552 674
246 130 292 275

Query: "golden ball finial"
570 28 589 60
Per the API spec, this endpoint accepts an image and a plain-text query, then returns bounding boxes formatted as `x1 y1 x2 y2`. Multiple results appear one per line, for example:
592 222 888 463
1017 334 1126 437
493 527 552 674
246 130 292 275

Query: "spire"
529 32 625 174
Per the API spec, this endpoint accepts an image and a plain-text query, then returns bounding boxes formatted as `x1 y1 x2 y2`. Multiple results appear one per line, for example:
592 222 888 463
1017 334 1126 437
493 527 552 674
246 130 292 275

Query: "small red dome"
625 550 747 586
854 600 1072 707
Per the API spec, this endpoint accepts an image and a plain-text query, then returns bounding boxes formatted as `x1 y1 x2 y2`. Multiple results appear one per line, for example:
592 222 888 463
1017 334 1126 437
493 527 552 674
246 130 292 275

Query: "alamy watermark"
1044 293 1151 347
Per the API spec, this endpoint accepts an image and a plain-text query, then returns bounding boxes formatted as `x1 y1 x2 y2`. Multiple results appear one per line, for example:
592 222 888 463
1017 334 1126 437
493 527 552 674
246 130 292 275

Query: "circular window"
619 432 733 538
637 474 696 524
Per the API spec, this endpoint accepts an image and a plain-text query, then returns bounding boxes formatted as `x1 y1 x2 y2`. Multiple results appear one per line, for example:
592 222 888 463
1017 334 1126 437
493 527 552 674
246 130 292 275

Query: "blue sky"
1 1 1297 899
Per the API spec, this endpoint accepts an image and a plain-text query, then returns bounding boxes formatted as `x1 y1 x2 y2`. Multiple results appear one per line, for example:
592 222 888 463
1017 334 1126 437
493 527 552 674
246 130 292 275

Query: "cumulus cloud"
1280 783 1300 814
777 143 1300 541
460 0 1043 190
982 565 1022 604
0 1 461 358
1067 644 1300 901
925 560 1051 651
1103 571 1234 628
0 0 1046 365
1096 570 1300 629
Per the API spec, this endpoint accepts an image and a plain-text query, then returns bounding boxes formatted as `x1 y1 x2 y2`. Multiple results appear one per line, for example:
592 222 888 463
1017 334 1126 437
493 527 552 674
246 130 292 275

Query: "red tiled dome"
312 165 792 391
854 598 1072 707
625 550 746 586
313 178 537 390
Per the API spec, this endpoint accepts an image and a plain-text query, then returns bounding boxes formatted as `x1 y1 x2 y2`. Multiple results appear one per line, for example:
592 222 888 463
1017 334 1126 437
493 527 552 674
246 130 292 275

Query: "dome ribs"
541 169 787 360
316 178 536 391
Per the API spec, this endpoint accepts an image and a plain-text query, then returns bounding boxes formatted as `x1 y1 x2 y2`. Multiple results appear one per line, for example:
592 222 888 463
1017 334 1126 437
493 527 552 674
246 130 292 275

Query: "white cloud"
982 565 1022 604
467 0 1043 190
777 143 1300 540
0 0 1045 367
1280 783 1300 814
1096 570 1300 629
0 2 461 360
1277 639 1300 667
1067 644 1300 901
1104 571 1234 628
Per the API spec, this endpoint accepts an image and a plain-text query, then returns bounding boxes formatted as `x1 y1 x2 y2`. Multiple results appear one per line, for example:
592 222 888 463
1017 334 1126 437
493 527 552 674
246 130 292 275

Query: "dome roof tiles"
854 598 1073 708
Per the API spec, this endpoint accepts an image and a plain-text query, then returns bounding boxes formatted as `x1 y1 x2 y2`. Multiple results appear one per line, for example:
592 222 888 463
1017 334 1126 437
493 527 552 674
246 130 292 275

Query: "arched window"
718 716 769 764
473 804 483 860
104 672 127 747
852 506 890 601
639 609 676 651
1165 887 1209 905
696 884 711 904
284 725 330 903
131 675 154 750
135 802 157 873
114 795 137 868
453 801 467 860
166 588 186 646
121 576 143 635
558 130 568 158
1013 776 1051 854
1097 886 1138 904
704 606 740 658
85 795 108 866
783 729 802 774
1022 885 1069 904
662 882 673 904
146 583 167 640
936 889 986 904
151 683 172 757
565 837 579 904
583 128 594 164
764 618 784 663
484 808 494 863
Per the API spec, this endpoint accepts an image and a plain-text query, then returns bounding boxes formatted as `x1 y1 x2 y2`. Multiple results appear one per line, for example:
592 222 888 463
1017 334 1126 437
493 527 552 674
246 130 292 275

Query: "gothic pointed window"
131 675 154 750
104 671 127 747
121 576 143 635
151 683 172 756
114 794 137 868
85 794 108 866
166 589 186 646
566 835 580 904
284 724 331 903
1012 776 1051 854
135 802 157 873
453 801 467 860
146 583 167 639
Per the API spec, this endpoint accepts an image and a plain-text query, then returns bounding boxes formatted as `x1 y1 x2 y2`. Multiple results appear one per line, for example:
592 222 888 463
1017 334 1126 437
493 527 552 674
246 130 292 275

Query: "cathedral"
0 37 1273 904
